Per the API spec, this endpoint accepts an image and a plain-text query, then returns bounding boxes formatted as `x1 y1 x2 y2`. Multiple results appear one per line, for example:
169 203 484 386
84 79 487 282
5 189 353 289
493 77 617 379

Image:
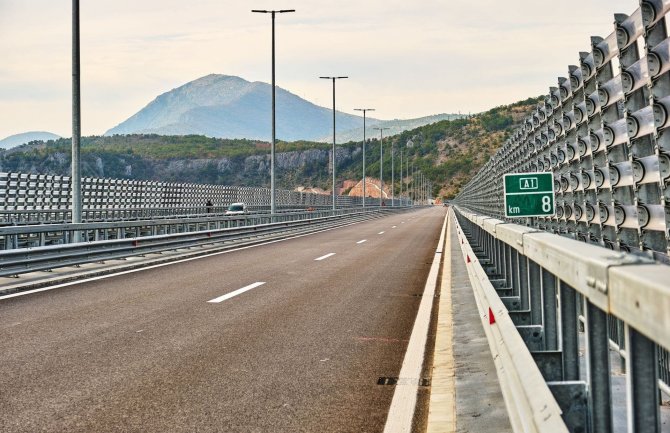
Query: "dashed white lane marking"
378 231 385 235
401 222 405 224
207 282 265 303
357 240 367 244
392 226 397 228
314 253 336 261
0 219 364 302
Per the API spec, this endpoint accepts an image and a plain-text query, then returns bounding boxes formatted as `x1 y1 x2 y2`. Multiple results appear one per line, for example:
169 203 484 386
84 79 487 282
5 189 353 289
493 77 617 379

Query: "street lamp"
390 140 394 207
373 127 390 207
353 108 374 208
320 76 348 210
399 148 402 206
252 9 295 215
72 0 82 237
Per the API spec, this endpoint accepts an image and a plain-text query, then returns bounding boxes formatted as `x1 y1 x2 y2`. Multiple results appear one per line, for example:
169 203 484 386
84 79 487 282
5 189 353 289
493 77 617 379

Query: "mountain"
105 74 369 142
0 131 61 149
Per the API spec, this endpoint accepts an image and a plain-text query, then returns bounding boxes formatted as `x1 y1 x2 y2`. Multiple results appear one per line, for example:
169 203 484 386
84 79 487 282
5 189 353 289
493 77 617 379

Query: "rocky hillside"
0 97 541 199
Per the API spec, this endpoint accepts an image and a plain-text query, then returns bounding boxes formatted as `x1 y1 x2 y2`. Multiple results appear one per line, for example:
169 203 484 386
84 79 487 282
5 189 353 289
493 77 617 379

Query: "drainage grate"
377 377 431 386
378 377 398 385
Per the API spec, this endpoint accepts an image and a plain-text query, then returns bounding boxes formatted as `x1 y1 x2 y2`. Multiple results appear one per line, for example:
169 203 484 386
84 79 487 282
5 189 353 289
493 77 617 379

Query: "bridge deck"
427 218 511 432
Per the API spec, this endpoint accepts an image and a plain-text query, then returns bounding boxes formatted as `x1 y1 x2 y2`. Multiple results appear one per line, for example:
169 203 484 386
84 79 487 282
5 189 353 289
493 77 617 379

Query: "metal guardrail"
0 208 407 279
0 207 386 250
455 0 670 263
454 206 670 432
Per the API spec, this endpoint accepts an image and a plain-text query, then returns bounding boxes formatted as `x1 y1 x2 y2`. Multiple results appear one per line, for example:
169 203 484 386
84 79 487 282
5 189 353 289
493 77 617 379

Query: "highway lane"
0 207 446 433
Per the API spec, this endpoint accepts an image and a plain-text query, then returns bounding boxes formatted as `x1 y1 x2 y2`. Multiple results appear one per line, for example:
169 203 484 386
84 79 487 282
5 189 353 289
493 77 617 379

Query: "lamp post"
353 108 374 208
71 0 81 238
320 76 348 210
390 140 394 207
252 9 295 215
373 127 390 206
399 148 402 206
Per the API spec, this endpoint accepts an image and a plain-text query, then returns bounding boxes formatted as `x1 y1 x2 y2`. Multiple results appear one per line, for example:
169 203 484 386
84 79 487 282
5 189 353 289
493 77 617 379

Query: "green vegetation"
0 97 542 199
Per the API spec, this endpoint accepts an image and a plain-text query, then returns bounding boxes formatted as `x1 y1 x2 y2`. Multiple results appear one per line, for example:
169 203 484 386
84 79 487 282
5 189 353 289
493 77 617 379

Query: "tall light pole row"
254 9 420 212
68 4 420 243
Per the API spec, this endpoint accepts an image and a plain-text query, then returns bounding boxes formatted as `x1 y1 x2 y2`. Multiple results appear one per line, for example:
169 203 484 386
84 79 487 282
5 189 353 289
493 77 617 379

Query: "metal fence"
0 207 404 279
0 171 411 224
455 0 670 263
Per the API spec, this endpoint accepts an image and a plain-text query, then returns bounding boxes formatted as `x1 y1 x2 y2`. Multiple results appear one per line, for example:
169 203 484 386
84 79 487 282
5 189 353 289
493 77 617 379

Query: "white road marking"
207 281 265 303
383 213 448 433
356 239 367 244
378 231 385 235
0 220 365 302
392 226 397 228
401 222 405 224
314 253 336 261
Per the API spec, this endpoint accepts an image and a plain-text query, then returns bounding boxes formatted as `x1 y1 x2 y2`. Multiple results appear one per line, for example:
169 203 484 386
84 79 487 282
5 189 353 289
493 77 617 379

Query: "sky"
0 0 636 139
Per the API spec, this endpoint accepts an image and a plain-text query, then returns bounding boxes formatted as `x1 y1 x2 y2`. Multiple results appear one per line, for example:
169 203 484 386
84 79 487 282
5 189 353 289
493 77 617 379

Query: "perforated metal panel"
456 1 670 261
0 170 392 223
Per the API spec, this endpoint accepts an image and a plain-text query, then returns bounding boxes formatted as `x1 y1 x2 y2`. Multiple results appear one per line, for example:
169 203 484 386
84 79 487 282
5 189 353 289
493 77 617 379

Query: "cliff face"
0 145 362 189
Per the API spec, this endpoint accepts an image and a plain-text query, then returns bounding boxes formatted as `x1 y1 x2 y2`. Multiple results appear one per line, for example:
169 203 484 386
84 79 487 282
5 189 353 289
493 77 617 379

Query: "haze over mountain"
326 113 465 144
0 131 61 149
106 74 460 143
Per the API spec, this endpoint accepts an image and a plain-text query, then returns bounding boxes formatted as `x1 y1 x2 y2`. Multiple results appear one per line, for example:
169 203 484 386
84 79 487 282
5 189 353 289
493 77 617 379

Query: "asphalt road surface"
0 207 446 433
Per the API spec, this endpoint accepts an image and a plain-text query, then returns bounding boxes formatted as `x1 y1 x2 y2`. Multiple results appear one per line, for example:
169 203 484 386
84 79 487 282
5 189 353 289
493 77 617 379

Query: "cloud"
0 0 638 138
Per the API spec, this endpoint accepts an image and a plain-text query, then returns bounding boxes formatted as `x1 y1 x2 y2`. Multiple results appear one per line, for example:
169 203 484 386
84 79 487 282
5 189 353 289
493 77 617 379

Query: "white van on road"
225 203 247 215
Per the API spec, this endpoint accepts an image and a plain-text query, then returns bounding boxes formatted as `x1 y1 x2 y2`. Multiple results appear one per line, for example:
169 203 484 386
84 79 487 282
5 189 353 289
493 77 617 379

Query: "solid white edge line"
314 253 336 261
357 239 367 244
207 281 265 303
383 212 448 433
0 219 364 302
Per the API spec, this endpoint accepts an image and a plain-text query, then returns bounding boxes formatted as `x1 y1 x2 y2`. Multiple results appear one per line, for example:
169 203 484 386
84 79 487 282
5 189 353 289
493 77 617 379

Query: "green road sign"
504 172 555 217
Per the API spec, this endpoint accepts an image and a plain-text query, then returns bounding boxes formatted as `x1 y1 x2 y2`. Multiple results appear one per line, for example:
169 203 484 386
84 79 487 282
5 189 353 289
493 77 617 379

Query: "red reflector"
489 307 496 324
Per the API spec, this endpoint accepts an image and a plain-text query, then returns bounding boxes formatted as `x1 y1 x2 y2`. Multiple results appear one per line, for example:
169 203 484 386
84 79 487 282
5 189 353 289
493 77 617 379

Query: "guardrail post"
518 255 530 311
625 326 660 433
528 260 543 326
503 244 513 289
542 269 559 351
560 281 580 381
585 300 612 433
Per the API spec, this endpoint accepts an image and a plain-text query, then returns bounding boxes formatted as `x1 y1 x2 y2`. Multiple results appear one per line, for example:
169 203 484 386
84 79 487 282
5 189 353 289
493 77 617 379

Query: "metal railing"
0 171 412 225
0 207 396 250
0 207 408 279
454 206 670 433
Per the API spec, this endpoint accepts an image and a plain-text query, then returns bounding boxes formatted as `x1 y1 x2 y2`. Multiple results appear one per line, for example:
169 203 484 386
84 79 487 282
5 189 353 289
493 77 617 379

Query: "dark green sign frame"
503 172 555 218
